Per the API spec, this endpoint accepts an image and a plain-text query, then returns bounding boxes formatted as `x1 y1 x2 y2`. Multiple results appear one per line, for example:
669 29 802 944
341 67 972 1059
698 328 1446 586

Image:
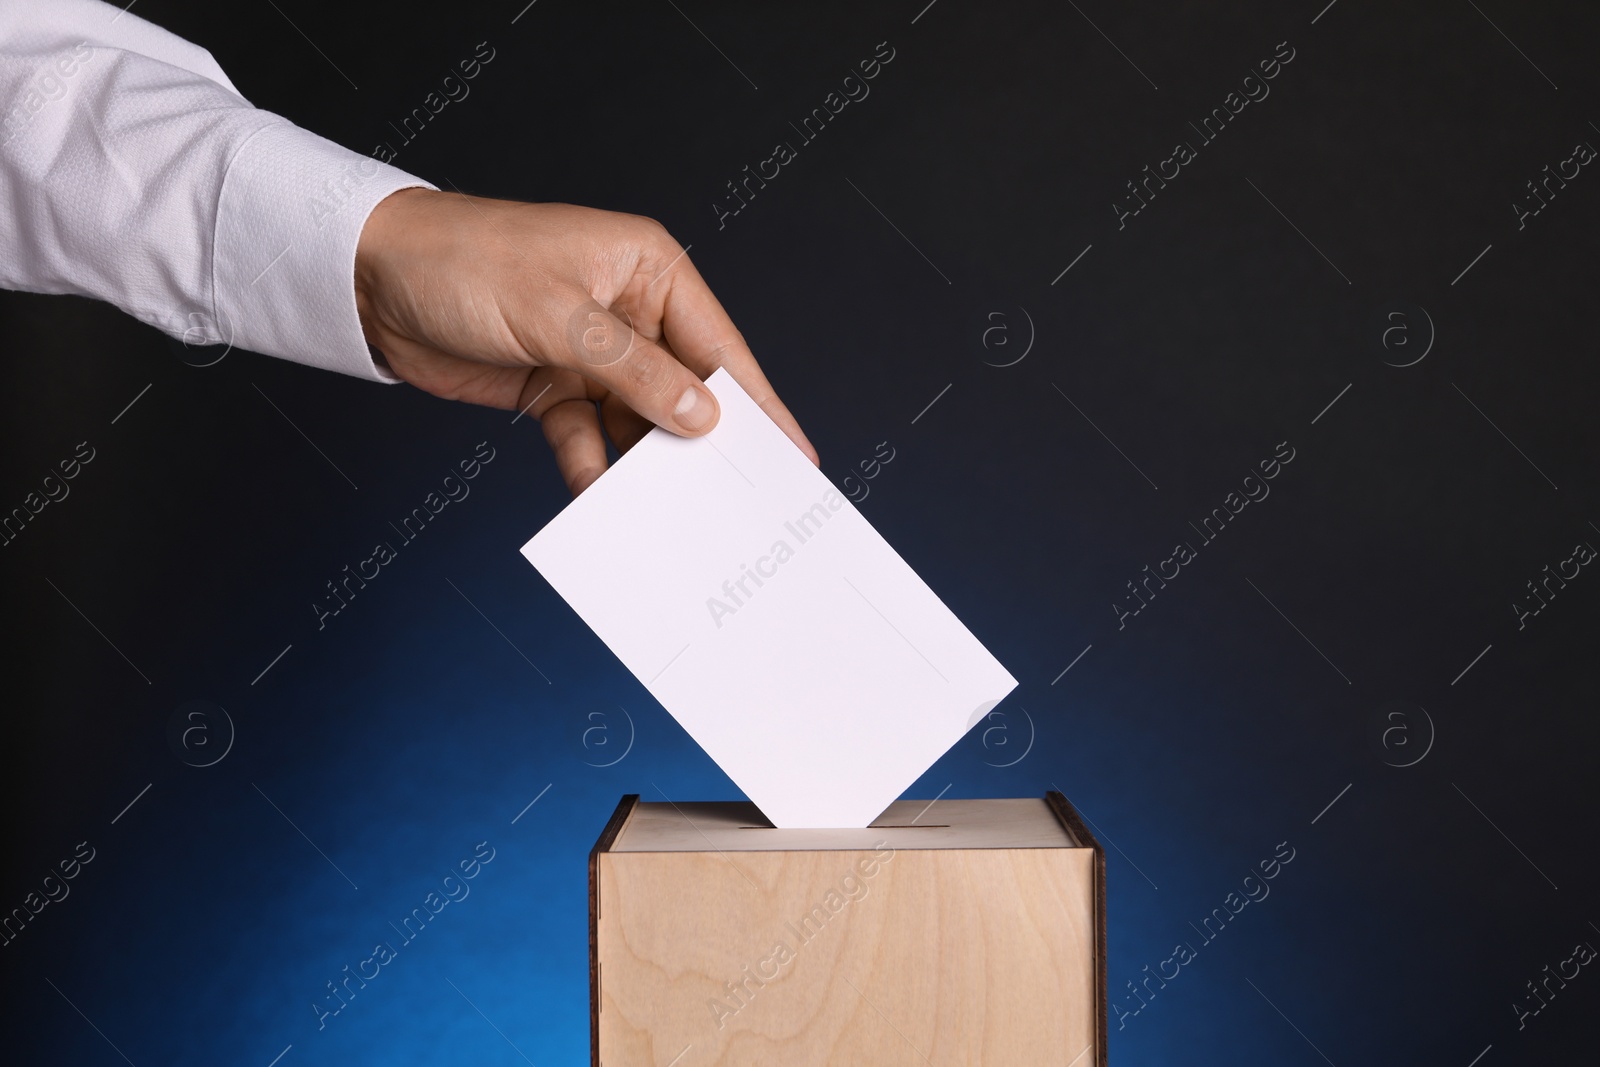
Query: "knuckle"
545 419 579 451
629 213 675 248
702 336 744 370
634 213 668 235
541 401 588 447
563 302 630 368
622 346 675 400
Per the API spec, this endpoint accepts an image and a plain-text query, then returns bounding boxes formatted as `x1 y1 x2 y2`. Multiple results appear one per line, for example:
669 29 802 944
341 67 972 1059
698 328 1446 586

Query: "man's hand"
354 188 818 495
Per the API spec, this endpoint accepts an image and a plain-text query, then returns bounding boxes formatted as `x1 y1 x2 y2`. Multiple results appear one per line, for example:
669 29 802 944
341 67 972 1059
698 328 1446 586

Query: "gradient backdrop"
3 1 1597 1064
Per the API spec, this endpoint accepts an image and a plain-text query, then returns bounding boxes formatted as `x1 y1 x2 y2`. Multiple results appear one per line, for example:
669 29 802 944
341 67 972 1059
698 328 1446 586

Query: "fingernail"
673 385 716 432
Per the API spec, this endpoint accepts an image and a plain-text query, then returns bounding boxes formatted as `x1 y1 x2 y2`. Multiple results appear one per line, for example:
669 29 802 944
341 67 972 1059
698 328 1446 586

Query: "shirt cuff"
212 118 435 383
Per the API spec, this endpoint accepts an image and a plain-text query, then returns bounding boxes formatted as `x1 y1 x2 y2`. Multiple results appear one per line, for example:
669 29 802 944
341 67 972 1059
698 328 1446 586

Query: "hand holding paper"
522 369 1017 827
355 191 816 494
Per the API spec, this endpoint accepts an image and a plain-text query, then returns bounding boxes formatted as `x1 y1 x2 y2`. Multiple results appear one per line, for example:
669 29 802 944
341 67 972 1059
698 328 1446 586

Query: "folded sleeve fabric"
0 0 436 382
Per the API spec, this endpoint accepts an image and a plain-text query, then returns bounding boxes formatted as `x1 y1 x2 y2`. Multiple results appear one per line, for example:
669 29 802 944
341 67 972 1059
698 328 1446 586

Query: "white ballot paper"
521 369 1017 827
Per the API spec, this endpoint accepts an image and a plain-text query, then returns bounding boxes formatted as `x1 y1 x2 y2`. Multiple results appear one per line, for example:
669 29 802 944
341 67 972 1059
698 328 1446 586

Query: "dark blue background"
4 1 1597 1063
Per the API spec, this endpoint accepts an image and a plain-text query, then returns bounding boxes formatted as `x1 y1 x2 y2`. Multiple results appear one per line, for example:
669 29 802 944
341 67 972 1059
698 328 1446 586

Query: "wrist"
355 186 438 340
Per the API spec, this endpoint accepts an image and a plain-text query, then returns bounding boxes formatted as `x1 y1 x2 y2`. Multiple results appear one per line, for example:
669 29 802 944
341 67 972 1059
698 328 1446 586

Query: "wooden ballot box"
589 791 1106 1066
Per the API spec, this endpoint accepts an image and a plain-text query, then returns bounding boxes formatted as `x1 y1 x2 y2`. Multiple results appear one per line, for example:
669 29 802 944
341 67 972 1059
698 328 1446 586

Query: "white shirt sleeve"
0 0 437 383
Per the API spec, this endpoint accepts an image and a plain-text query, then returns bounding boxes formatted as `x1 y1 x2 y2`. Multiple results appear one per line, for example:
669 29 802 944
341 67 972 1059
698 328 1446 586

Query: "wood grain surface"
594 796 1099 1066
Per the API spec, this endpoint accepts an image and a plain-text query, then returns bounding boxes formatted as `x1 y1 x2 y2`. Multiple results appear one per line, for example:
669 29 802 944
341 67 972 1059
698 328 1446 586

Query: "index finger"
655 256 819 466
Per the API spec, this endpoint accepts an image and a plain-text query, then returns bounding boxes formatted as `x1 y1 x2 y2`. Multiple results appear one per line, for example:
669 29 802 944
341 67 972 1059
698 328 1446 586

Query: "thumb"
557 298 720 436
